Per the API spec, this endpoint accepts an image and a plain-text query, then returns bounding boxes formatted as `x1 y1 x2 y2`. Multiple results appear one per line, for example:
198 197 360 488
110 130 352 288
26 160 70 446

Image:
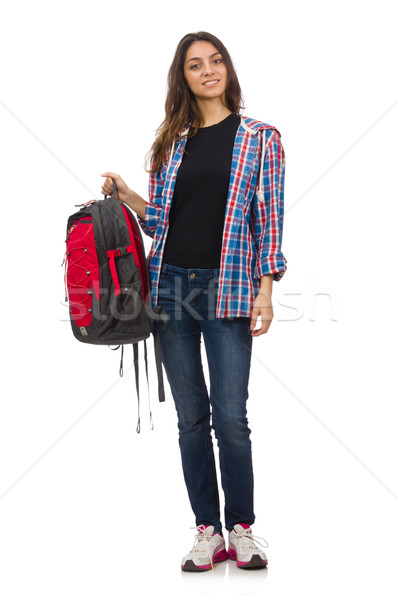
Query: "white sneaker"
181 525 228 572
228 523 268 569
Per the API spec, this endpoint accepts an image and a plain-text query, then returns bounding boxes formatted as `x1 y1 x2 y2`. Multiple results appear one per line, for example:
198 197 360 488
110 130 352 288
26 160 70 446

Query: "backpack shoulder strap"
153 327 165 403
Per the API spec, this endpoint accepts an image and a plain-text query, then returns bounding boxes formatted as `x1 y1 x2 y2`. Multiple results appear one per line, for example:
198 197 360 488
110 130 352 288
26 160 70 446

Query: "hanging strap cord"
133 343 141 433
152 326 165 403
119 345 124 377
132 341 157 433
109 340 161 432
143 339 154 430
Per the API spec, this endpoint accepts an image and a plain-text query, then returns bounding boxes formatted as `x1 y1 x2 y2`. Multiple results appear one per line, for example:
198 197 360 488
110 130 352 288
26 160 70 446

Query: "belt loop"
161 262 167 276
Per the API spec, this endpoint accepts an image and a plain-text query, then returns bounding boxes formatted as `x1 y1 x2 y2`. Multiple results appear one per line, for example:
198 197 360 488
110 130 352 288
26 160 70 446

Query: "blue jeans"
154 263 255 533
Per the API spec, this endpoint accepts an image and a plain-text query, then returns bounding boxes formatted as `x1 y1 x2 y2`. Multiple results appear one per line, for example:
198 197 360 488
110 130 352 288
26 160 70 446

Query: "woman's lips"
203 79 220 87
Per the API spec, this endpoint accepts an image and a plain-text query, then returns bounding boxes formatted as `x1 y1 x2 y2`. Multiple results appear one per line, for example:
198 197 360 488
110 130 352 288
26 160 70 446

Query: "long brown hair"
145 31 244 174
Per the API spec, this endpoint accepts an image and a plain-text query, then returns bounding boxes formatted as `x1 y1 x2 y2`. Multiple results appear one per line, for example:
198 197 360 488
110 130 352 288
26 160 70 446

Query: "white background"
1 0 396 598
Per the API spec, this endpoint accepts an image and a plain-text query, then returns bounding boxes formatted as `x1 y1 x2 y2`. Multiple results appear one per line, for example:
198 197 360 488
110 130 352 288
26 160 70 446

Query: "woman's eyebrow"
186 52 221 64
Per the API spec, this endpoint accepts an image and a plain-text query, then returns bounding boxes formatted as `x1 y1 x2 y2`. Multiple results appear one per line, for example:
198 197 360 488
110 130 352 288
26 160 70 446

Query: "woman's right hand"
101 171 147 220
100 172 131 205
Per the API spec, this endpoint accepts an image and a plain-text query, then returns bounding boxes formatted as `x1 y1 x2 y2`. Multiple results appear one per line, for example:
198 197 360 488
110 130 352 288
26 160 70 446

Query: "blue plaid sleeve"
251 133 287 281
137 161 167 239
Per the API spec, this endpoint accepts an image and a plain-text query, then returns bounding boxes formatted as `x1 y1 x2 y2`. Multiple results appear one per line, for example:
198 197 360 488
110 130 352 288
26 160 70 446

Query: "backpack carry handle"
104 179 118 201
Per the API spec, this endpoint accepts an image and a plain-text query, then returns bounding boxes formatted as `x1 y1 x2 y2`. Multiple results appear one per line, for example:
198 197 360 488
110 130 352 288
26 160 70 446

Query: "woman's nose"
202 62 215 76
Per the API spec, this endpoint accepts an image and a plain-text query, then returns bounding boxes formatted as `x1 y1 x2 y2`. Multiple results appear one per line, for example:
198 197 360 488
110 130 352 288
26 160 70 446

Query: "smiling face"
183 40 228 102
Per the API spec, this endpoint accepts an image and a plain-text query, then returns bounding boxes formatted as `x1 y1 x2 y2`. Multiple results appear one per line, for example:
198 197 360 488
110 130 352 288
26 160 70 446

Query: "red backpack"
63 181 167 432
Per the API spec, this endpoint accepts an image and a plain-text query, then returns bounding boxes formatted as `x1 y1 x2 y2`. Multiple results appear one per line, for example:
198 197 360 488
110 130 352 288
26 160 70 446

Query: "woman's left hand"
250 292 274 336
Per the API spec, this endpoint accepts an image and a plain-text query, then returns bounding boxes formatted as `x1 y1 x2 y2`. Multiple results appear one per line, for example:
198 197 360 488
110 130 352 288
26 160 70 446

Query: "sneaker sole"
228 549 268 569
181 548 229 572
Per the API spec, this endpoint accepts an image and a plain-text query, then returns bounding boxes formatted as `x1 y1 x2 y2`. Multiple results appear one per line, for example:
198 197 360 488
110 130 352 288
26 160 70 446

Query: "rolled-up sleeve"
251 132 287 281
137 162 166 239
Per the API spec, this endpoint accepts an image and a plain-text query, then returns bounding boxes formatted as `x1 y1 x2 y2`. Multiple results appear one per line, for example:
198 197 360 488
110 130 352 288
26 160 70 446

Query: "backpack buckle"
114 247 129 257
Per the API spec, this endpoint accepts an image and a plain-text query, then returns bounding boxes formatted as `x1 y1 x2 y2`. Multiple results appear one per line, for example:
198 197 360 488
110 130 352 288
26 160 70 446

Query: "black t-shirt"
162 112 240 268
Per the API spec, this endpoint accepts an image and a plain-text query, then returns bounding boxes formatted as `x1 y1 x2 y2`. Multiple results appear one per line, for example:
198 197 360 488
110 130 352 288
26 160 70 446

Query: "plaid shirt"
137 115 287 318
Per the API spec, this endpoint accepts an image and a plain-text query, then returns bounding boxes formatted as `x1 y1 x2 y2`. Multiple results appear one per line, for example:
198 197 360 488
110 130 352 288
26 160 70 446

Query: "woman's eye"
190 58 223 70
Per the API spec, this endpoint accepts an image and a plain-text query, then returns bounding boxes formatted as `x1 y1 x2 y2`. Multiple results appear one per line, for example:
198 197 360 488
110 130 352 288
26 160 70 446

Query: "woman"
101 31 287 572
